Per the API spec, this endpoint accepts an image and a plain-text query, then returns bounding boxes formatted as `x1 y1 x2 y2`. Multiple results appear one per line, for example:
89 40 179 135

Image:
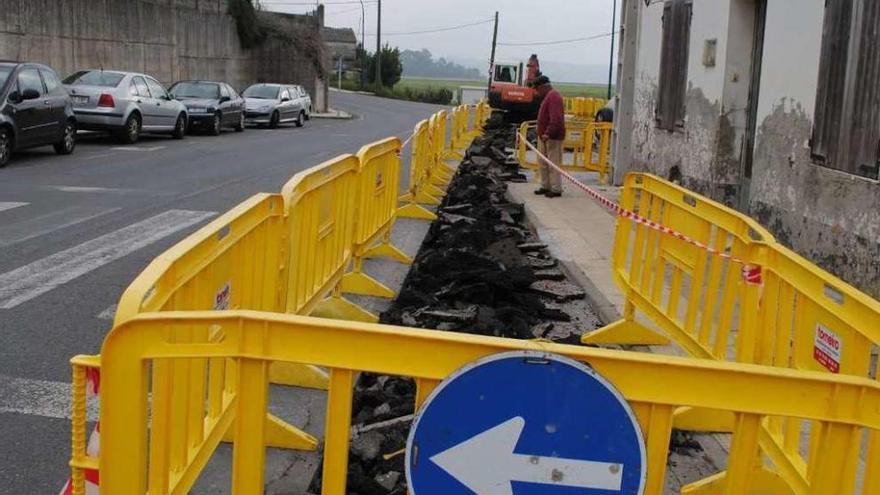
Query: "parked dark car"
169 80 245 135
0 62 76 167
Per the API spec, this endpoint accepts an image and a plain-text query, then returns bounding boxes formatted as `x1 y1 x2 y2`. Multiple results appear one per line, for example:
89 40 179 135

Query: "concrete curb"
311 110 354 120
510 192 622 326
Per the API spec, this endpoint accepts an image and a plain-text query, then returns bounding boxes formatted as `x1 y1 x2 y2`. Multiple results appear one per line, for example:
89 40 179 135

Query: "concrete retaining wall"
0 0 326 108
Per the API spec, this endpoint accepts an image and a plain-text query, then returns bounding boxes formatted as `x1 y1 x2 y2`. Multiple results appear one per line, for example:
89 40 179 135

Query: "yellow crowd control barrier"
582 172 880 493
567 96 607 120
517 120 614 182
340 137 412 300
449 104 471 151
73 311 880 494
397 119 442 221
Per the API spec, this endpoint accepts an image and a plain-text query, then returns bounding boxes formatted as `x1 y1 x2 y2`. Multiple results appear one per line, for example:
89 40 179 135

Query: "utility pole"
359 0 366 88
375 0 382 89
488 11 499 92
607 0 617 99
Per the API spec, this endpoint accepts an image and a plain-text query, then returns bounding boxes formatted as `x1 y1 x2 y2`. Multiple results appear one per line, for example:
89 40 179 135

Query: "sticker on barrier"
814 323 842 373
406 351 646 495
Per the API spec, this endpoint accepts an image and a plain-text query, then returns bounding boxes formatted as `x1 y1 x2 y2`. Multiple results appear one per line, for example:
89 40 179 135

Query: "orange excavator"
488 54 542 122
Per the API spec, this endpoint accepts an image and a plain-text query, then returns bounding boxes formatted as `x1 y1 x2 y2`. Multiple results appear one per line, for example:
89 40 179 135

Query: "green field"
397 77 608 98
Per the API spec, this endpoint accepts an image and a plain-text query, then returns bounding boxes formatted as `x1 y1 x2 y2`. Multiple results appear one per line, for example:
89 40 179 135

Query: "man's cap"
531 75 550 88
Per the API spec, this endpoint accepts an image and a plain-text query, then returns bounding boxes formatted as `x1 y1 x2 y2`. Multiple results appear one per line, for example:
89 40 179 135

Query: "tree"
400 49 482 80
364 44 403 88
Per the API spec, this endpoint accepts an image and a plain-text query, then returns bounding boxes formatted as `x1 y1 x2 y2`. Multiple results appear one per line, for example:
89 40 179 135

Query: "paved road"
0 91 445 493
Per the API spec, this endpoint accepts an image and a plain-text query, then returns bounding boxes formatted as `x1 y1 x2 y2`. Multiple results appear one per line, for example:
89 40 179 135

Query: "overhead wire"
364 17 494 37
498 31 617 46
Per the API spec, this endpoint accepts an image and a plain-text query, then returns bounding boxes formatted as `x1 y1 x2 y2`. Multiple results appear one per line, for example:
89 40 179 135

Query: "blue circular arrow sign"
406 351 646 495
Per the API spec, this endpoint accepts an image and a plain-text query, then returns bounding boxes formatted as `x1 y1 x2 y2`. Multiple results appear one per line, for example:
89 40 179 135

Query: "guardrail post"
322 368 355 495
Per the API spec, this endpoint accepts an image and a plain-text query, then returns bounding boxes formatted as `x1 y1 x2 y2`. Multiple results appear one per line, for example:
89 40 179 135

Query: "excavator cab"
488 55 542 122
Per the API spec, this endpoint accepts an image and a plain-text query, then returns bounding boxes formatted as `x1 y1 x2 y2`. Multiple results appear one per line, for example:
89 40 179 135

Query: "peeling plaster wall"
750 0 880 297
629 0 740 204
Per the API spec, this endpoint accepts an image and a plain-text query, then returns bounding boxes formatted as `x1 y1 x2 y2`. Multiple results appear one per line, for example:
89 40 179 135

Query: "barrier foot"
581 319 670 346
424 182 446 199
269 362 330 390
442 150 463 161
397 203 438 221
682 467 792 495
341 271 396 299
673 406 735 432
363 242 413 265
311 295 379 323
400 189 442 206
224 413 318 451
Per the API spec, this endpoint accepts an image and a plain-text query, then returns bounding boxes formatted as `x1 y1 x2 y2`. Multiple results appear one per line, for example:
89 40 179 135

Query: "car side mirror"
168 93 176 100
7 90 20 103
219 96 231 104
21 88 40 101
281 97 290 102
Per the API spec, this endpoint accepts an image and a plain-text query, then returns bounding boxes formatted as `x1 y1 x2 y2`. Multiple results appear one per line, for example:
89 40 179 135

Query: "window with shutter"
656 0 692 132
811 0 880 180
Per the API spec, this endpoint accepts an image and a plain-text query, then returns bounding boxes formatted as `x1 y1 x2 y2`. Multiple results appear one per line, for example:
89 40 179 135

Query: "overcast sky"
259 0 620 83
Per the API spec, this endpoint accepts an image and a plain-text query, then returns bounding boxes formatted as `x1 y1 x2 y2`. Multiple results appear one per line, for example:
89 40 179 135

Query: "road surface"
0 91 445 493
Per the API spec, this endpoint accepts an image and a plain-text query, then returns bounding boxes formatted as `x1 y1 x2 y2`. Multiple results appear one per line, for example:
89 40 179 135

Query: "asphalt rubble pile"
309 112 606 495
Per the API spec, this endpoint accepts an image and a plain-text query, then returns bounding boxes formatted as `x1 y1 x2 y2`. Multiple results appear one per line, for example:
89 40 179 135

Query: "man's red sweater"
537 88 566 140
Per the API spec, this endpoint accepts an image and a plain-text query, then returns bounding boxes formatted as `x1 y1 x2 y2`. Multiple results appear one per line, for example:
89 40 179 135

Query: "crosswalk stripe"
0 202 27 213
0 206 120 249
0 374 98 421
0 210 216 309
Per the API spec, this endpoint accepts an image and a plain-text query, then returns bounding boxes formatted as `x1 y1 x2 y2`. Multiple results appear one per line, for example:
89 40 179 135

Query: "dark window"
811 0 880 180
63 70 125 87
219 84 230 98
40 69 62 93
656 0 693 131
17 68 44 96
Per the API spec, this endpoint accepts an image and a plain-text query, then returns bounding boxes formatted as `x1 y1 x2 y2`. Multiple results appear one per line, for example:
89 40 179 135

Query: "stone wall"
0 0 326 108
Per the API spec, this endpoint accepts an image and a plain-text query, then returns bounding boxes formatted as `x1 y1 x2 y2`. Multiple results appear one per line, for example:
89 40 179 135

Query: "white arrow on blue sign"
406 351 647 495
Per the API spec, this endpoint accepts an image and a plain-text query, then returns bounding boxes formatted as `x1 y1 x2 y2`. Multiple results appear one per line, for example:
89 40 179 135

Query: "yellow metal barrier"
77 311 880 494
397 119 442 221
340 137 412 301
517 120 614 183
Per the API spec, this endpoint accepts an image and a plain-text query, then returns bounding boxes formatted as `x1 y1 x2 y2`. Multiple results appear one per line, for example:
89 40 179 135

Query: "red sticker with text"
813 323 842 373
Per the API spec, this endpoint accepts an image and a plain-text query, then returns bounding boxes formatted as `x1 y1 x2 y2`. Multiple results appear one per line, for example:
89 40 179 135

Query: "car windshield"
63 70 125 87
243 85 279 99
170 82 220 99
0 66 12 89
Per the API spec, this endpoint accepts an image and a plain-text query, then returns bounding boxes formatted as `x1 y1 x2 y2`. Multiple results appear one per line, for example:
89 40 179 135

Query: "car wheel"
234 112 245 132
295 111 305 128
172 114 186 139
209 113 221 136
119 113 141 144
54 120 77 155
0 128 11 168
269 111 280 129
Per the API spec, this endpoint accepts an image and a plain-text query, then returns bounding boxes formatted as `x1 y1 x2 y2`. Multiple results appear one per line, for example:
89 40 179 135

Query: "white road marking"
0 202 28 213
47 185 134 194
0 206 120 248
97 304 117 321
0 374 98 421
109 146 165 152
0 209 216 309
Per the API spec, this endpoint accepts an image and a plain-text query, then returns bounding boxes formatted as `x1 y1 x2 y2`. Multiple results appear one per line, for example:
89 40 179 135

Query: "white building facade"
615 0 880 297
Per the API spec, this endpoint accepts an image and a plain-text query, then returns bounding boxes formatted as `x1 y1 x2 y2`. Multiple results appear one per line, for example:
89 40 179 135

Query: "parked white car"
243 83 307 128
286 85 312 122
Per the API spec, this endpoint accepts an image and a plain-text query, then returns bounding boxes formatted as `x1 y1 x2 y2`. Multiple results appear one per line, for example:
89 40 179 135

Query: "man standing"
533 75 565 198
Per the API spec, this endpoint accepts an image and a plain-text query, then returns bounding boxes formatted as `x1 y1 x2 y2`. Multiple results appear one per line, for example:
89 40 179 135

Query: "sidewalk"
507 172 731 493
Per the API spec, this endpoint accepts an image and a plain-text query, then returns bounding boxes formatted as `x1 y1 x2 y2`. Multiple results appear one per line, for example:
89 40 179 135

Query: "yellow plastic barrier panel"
518 120 613 183
433 109 460 168
398 119 442 221
280 154 374 323
73 311 880 494
338 137 411 301
584 172 880 493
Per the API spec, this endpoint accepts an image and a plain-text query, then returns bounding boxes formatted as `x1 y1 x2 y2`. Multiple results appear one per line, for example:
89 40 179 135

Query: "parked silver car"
243 83 306 128
287 85 312 122
63 70 188 144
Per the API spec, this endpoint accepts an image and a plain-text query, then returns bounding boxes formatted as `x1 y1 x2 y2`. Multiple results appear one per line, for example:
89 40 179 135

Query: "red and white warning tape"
59 369 101 495
522 138 763 285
